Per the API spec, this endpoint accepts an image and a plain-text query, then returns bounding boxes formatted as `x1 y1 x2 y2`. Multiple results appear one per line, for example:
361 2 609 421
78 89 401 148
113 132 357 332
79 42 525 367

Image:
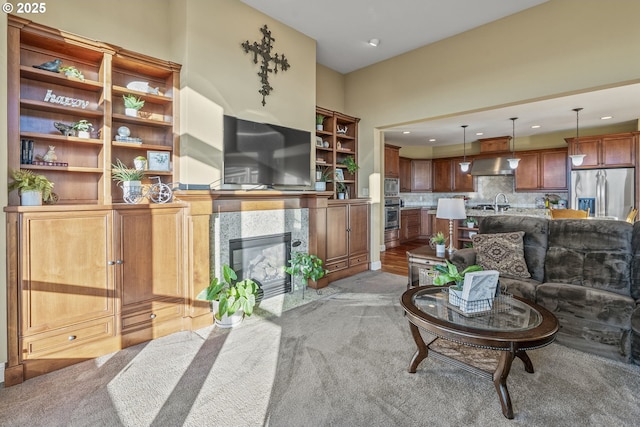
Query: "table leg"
516 350 534 373
408 323 429 373
493 349 515 419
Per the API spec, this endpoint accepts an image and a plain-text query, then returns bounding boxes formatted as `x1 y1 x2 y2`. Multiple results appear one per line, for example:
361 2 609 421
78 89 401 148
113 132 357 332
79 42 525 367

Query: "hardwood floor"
380 239 430 277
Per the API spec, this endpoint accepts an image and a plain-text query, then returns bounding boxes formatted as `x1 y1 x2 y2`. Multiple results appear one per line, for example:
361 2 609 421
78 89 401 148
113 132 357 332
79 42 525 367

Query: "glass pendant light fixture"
569 108 586 167
507 117 520 169
459 125 471 172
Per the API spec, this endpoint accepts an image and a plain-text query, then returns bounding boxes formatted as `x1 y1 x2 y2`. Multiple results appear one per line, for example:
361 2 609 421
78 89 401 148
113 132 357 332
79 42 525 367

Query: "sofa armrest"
451 248 477 269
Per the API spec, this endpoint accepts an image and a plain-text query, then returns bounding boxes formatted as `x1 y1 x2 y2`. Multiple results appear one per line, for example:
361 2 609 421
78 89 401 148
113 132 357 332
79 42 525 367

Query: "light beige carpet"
0 270 639 426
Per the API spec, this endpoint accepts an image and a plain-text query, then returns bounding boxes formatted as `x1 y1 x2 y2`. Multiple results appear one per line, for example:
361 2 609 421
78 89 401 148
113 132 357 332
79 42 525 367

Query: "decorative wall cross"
242 25 291 106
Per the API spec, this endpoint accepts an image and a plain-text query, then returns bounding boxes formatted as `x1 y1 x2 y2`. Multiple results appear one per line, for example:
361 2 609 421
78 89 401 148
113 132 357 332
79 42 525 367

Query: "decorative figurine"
33 58 62 73
42 146 57 163
54 122 75 136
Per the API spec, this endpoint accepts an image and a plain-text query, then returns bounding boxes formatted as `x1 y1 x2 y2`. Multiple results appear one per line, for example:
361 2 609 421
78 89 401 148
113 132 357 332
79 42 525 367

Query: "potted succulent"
285 252 328 298
315 167 333 191
8 169 55 206
123 94 145 117
133 156 147 171
433 260 483 306
343 156 359 174
72 120 93 138
466 217 477 228
59 65 84 81
197 264 260 328
111 158 145 202
316 113 325 131
430 231 448 254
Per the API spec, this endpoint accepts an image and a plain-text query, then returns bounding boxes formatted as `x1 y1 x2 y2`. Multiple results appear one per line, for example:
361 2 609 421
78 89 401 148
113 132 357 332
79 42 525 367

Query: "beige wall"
316 64 345 112
343 0 640 259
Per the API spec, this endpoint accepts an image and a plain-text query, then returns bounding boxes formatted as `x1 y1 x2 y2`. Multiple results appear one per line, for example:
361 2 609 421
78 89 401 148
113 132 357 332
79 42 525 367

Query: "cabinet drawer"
350 253 369 266
22 317 116 360
326 259 349 272
122 300 184 332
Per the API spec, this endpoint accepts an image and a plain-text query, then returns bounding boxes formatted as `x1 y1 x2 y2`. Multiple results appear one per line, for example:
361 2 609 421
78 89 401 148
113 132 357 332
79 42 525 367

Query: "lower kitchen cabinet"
325 200 370 282
400 208 421 243
4 203 188 386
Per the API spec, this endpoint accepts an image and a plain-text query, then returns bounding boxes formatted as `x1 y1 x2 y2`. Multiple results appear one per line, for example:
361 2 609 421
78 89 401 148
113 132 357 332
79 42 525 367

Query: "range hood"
470 157 515 176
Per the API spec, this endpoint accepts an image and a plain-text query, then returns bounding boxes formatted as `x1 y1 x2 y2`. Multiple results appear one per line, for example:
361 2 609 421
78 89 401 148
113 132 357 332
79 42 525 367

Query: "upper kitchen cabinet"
411 159 433 192
384 144 400 178
514 148 567 192
433 158 475 193
399 157 412 192
566 132 636 169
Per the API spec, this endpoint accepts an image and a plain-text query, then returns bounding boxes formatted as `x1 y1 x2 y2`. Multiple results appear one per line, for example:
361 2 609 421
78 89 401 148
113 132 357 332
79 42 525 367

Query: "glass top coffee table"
400 286 559 419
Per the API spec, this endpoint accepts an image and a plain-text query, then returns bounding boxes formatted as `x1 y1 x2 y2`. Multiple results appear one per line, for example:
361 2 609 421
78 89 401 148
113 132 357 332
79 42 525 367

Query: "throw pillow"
472 231 531 278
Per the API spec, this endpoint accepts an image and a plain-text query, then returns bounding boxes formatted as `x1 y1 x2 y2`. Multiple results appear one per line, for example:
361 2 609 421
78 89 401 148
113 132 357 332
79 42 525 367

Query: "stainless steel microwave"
384 178 400 197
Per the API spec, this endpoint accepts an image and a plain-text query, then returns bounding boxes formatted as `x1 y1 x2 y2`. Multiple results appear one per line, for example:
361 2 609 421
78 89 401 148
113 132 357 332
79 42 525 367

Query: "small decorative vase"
77 130 90 139
121 180 142 203
316 124 323 131
125 108 138 117
20 190 42 206
436 244 446 254
337 192 346 200
134 159 146 171
467 222 475 228
315 181 326 191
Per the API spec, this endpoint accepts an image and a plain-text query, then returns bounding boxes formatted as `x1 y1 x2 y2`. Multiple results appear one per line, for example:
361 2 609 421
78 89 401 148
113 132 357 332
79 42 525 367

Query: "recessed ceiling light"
428 138 436 142
601 116 613 120
475 132 483 136
402 131 411 134
531 125 541 129
368 38 380 47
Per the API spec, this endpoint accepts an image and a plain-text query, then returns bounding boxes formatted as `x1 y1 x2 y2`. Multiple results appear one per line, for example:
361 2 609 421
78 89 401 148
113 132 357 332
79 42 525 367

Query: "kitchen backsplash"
400 175 568 208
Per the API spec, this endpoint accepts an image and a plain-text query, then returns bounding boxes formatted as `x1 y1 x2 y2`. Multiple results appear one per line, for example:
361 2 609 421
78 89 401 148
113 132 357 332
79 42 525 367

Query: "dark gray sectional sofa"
452 215 640 364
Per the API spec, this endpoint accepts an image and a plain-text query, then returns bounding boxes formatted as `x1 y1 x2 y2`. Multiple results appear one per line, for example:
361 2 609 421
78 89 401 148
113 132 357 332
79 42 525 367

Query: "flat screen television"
223 115 312 188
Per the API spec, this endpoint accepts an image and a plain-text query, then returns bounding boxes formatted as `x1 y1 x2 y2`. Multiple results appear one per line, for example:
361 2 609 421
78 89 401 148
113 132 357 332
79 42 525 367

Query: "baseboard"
370 260 381 270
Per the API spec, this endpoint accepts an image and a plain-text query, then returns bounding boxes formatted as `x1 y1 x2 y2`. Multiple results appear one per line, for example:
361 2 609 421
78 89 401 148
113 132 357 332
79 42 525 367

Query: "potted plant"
336 181 348 199
315 167 332 191
343 156 359 174
123 94 145 117
285 252 328 297
72 120 93 138
316 113 325 131
430 231 448 254
59 65 84 81
466 217 477 228
111 158 145 202
433 260 483 306
196 264 260 328
133 156 147 171
8 169 55 206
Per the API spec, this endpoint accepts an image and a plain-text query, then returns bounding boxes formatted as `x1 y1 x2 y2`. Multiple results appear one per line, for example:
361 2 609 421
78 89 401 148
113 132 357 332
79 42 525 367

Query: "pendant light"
569 108 586 167
459 125 471 172
507 117 520 169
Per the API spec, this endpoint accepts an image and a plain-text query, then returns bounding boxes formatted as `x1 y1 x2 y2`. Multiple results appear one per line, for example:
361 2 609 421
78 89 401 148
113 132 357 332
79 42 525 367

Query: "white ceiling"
240 0 640 147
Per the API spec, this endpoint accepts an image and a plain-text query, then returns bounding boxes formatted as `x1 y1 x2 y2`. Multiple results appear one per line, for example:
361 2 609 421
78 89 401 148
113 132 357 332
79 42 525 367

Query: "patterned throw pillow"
471 231 531 278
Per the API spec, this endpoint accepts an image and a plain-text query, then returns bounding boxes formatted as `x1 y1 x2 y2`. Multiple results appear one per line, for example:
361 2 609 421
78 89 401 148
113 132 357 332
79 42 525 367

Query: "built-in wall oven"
384 197 401 230
384 178 400 198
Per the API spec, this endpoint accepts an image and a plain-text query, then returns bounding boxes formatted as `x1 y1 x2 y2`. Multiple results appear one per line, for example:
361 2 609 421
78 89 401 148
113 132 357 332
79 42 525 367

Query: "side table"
406 245 450 288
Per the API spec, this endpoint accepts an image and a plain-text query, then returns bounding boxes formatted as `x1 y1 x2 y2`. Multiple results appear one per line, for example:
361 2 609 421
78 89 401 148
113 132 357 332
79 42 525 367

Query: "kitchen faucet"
494 193 509 212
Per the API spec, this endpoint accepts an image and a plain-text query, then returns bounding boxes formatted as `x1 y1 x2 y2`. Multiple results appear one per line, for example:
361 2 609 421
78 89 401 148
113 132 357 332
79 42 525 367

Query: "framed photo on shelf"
334 168 345 182
147 151 171 171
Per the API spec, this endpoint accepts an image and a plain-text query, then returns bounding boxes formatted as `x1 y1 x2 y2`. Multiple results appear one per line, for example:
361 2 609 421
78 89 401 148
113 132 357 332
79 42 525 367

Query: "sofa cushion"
545 219 633 296
630 222 640 300
472 231 531 278
478 215 549 282
496 276 540 301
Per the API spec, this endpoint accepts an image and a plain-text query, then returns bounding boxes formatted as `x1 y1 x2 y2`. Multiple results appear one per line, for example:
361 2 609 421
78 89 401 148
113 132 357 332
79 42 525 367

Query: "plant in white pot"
72 120 93 139
8 169 55 206
466 217 478 228
133 156 147 171
197 264 260 328
123 94 145 117
314 167 332 191
336 181 348 199
433 260 483 307
430 232 448 254
59 65 84 81
111 158 145 203
284 252 328 298
316 113 325 131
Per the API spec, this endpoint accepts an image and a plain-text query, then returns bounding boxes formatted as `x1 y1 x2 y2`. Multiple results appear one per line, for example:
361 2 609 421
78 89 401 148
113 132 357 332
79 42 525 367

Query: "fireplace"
229 232 292 299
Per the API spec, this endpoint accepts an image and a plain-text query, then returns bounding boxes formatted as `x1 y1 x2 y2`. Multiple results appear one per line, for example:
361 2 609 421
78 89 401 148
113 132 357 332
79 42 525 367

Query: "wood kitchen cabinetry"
400 208 421 243
399 157 412 192
325 200 370 281
411 159 433 192
566 132 636 169
433 158 475 192
385 144 400 178
515 148 568 192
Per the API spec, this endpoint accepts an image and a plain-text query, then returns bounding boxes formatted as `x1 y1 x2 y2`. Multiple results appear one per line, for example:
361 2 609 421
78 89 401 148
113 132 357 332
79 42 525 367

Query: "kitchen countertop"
403 205 549 218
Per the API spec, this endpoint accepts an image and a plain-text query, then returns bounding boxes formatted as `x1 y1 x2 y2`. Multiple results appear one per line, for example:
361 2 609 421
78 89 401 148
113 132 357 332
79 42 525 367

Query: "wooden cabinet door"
348 203 369 257
420 209 432 238
540 150 568 190
515 152 540 191
571 137 600 168
384 145 400 178
116 207 184 307
20 210 115 335
432 159 452 192
411 160 433 192
602 135 635 167
452 157 474 192
400 210 410 243
399 157 412 192
326 204 349 262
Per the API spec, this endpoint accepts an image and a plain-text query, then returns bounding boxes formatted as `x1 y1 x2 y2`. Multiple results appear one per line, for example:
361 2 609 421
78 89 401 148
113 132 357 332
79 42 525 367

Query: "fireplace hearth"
229 232 291 299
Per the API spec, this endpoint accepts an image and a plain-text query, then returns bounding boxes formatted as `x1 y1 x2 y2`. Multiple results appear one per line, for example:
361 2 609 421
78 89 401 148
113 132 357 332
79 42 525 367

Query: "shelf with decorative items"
457 217 479 249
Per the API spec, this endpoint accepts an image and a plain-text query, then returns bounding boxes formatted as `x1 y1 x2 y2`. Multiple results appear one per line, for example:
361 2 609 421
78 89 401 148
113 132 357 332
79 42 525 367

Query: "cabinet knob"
107 261 115 265
68 335 76 341
116 260 124 265
150 313 157 319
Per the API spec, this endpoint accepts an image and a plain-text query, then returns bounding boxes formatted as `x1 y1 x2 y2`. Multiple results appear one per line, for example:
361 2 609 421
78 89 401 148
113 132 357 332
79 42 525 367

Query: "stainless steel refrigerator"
570 168 635 220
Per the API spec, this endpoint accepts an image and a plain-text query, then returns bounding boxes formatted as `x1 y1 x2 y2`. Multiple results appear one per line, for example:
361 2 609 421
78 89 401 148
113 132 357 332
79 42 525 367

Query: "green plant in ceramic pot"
285 252 328 296
8 169 55 205
343 156 359 174
123 94 145 117
197 264 260 328
335 181 348 199
72 119 93 138
59 65 84 81
433 260 483 306
316 113 325 130
429 231 447 252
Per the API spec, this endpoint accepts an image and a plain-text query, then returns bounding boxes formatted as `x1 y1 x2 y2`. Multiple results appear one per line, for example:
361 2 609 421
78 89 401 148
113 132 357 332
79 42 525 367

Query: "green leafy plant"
466 217 477 226
343 156 359 174
59 65 84 81
111 158 145 183
285 252 328 288
123 94 145 110
72 119 93 132
135 155 146 161
316 113 325 126
197 264 260 320
316 167 333 182
8 169 54 202
429 231 447 245
335 181 348 194
433 260 483 290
